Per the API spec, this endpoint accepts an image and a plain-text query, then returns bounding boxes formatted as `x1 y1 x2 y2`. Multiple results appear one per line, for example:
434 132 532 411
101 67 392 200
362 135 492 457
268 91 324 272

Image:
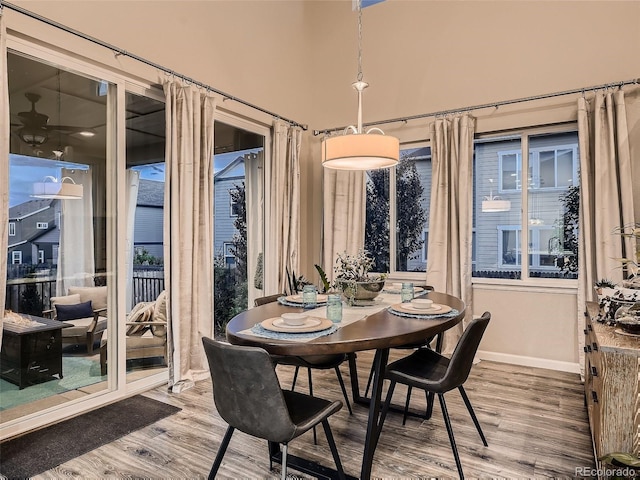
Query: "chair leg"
291 366 300 391
281 443 288 480
402 385 413 426
438 393 464 480
458 386 488 446
425 391 435 419
334 366 353 414
322 419 346 480
209 425 235 479
308 368 318 445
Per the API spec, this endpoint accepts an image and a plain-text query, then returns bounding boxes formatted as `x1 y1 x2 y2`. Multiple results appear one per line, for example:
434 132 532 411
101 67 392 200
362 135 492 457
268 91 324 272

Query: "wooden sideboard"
584 302 640 461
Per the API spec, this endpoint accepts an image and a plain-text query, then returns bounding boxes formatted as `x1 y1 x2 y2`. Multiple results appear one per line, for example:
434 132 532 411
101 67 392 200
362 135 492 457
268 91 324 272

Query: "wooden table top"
226 291 465 356
1 314 68 335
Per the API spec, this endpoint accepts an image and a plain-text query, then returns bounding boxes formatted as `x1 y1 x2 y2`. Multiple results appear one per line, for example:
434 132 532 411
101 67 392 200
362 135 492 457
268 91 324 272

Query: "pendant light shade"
481 178 510 212
481 198 511 213
322 132 399 170
32 176 83 200
321 3 399 171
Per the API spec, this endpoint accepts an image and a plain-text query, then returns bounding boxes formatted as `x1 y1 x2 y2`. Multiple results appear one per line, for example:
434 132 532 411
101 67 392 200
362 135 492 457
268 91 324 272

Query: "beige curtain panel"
163 80 216 393
56 169 95 295
322 169 366 282
0 13 9 345
266 120 302 294
426 114 476 354
576 90 635 374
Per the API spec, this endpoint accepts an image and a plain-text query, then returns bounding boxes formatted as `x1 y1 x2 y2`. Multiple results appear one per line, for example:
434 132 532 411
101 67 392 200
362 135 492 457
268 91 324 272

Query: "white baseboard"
477 350 581 374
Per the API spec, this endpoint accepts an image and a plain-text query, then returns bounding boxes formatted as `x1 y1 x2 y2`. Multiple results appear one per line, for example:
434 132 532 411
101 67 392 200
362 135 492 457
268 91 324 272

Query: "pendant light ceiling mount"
321 1 399 171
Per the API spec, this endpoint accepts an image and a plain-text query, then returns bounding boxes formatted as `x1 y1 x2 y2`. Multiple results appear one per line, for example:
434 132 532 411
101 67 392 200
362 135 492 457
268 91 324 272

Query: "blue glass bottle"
326 294 343 323
400 282 414 303
302 284 318 309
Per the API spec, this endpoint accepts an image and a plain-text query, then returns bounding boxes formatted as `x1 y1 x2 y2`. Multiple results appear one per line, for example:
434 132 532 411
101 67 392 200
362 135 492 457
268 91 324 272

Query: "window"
223 242 235 259
365 145 431 274
38 250 45 264
36 222 48 229
9 222 15 236
11 251 22 264
474 130 579 280
230 188 242 217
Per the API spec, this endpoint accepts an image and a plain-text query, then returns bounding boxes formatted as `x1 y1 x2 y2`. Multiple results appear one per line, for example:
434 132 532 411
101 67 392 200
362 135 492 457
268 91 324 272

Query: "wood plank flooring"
34 351 595 479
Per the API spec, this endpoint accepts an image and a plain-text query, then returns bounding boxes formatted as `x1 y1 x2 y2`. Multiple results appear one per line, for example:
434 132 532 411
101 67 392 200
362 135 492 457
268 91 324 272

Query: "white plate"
284 294 329 304
273 317 322 329
383 286 425 294
403 304 442 312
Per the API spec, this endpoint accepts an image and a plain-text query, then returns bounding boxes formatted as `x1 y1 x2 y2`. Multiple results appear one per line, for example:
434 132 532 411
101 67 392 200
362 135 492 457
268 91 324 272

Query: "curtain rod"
0 1 308 131
313 77 640 136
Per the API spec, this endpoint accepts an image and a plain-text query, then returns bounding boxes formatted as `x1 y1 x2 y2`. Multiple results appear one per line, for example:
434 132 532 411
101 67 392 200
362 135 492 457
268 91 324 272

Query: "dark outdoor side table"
1 315 68 389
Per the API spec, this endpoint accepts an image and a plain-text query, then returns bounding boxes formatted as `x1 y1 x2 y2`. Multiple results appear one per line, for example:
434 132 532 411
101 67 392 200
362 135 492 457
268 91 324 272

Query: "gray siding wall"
214 178 242 258
133 205 163 259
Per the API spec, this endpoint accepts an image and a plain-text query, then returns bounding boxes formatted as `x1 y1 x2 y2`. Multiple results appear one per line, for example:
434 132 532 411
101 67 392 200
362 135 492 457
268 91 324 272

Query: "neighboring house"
7 198 58 267
213 154 249 266
133 178 164 260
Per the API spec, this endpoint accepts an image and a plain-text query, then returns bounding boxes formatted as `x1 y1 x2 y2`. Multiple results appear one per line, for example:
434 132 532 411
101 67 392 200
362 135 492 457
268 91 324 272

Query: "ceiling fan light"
78 130 96 137
18 126 48 146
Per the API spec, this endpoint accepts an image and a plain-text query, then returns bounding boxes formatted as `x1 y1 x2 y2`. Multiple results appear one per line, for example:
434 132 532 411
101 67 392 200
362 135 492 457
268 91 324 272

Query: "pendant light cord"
357 0 363 82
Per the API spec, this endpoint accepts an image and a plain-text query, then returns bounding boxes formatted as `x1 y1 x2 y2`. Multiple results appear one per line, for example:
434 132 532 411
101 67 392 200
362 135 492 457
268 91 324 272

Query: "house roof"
137 179 164 207
32 226 60 244
214 156 245 181
8 198 54 220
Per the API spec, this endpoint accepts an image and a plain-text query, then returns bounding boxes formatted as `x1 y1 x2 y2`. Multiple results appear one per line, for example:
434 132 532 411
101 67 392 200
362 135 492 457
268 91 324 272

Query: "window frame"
474 125 580 287
11 251 22 264
36 222 48 230
9 222 16 236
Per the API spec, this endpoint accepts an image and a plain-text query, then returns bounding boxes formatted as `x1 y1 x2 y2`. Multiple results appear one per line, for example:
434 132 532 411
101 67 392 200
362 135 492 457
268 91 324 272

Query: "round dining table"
226 291 465 480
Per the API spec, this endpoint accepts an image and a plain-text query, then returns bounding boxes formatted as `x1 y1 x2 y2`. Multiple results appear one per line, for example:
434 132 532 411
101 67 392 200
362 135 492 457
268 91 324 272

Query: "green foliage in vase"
612 222 640 279
334 249 387 282
314 264 331 293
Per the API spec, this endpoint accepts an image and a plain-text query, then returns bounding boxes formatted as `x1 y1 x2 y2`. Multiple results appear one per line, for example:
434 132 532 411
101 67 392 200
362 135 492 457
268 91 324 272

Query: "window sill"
472 276 578 293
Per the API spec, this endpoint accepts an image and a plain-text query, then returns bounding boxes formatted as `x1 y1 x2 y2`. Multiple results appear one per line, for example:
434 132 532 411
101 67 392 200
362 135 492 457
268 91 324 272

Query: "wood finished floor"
34 351 595 479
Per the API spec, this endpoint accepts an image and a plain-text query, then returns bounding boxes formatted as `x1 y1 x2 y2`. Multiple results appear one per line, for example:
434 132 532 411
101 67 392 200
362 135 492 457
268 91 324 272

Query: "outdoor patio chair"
99 290 167 375
44 285 108 354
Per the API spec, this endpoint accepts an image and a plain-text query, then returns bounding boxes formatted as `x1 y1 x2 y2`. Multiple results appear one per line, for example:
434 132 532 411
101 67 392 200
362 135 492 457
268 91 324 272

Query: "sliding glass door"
4 51 112 418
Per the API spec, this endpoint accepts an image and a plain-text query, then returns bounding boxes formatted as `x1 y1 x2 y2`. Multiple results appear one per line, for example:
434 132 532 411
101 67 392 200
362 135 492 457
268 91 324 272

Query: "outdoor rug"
0 395 181 479
0 356 105 411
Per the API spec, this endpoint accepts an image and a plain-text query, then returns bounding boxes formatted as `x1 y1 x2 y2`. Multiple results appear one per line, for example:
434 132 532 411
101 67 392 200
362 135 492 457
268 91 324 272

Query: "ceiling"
8 51 264 166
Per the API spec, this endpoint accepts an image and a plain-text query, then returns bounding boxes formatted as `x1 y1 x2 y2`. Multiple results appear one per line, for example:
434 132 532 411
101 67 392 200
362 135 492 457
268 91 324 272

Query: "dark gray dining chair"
254 293 353 438
202 337 346 480
363 285 436 420
377 312 491 480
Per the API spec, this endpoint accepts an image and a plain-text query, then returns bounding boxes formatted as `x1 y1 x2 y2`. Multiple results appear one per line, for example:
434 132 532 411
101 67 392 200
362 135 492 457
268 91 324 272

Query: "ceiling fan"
11 92 95 147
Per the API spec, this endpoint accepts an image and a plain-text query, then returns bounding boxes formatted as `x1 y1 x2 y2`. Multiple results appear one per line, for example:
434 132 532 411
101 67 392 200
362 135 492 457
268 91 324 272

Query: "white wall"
7 0 640 372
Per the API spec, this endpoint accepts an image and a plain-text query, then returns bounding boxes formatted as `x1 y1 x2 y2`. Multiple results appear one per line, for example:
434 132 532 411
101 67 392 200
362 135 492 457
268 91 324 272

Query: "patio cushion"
126 301 155 336
55 301 94 321
51 293 82 308
61 317 95 336
151 291 167 337
68 286 107 312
